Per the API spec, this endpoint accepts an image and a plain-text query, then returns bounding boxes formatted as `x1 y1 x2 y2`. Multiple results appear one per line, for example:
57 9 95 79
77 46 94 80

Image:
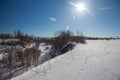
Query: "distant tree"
0 33 13 39
14 30 33 43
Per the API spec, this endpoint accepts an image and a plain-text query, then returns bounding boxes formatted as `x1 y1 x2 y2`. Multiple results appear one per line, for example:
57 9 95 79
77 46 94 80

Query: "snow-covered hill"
11 40 120 80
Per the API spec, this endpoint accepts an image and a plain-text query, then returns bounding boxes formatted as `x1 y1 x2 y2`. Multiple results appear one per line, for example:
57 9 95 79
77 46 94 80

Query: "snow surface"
11 40 120 80
38 43 53 64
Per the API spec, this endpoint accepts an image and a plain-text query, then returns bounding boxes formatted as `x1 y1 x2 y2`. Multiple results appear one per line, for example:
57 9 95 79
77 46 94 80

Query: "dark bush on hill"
51 30 86 53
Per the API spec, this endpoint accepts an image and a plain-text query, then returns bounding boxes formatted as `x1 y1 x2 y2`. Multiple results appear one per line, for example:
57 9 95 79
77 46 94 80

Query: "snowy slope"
11 40 120 80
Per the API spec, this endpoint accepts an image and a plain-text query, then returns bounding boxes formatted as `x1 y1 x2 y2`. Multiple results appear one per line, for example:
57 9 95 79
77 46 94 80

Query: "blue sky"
0 0 120 37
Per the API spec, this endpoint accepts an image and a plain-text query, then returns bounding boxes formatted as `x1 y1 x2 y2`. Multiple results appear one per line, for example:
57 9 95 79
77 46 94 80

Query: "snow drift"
11 40 120 80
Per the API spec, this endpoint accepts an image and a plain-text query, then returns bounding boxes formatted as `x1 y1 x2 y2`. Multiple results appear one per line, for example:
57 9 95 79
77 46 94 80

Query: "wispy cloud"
99 7 113 10
49 17 57 21
87 10 96 17
69 1 77 7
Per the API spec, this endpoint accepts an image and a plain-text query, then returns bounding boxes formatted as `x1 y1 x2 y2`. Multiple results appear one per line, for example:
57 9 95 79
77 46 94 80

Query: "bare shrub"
24 43 41 67
1 47 16 79
52 30 85 53
0 43 41 79
52 30 73 51
71 35 86 43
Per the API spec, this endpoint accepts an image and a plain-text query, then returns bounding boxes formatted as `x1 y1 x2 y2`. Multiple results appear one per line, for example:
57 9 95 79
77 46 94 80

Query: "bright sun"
69 2 88 12
69 1 95 16
76 3 87 11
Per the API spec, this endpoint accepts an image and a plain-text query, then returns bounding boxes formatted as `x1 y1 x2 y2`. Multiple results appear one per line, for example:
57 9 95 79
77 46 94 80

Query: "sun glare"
76 3 87 11
69 1 95 16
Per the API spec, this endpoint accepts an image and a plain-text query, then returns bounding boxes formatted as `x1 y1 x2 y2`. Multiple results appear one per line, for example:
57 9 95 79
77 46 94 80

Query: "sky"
0 0 120 37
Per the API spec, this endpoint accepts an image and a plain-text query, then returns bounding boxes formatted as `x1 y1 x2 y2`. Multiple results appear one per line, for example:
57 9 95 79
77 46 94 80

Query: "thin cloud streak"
49 17 57 21
69 1 77 7
87 10 96 17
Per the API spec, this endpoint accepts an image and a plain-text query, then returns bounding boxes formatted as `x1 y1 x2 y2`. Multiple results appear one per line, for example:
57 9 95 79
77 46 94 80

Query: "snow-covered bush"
61 41 76 53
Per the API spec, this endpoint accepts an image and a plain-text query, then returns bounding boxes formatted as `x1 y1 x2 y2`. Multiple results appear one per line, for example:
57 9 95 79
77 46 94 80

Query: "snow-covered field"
11 40 120 80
